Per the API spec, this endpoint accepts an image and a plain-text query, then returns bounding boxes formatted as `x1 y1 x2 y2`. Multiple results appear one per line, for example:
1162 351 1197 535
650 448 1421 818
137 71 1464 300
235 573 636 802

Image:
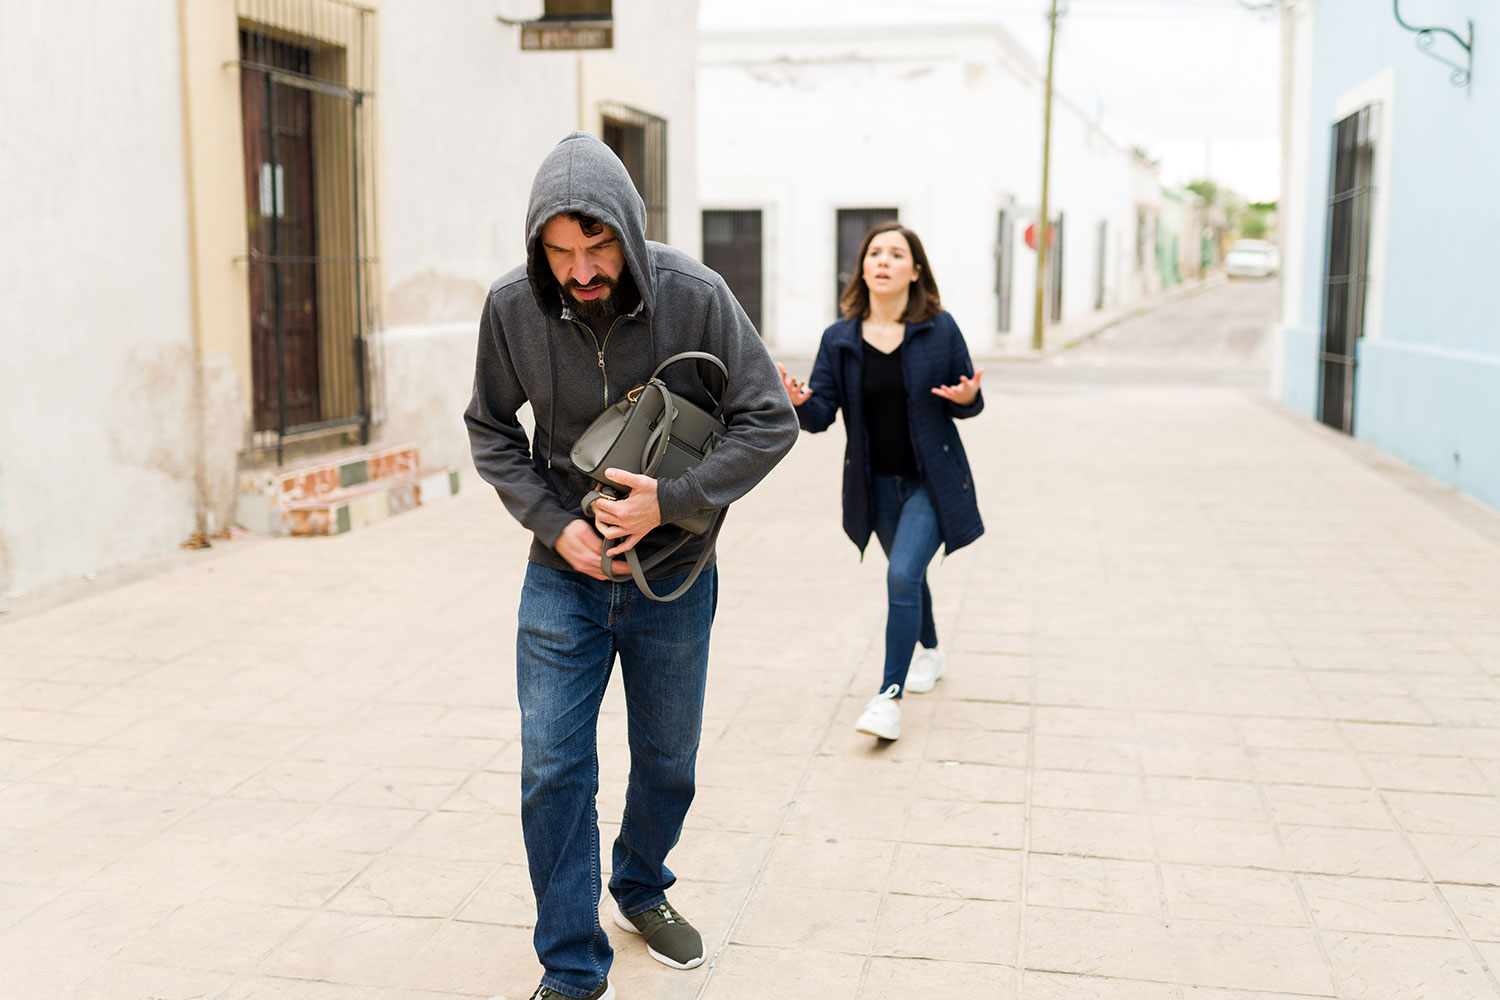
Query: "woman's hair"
837 221 943 322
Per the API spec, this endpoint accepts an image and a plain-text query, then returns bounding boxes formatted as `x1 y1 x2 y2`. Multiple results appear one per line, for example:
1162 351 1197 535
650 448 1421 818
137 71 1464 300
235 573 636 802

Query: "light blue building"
1274 2 1496 509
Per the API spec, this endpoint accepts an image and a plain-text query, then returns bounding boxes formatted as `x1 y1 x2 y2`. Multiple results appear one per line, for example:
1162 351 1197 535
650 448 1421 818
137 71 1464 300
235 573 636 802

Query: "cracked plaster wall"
0 1 200 598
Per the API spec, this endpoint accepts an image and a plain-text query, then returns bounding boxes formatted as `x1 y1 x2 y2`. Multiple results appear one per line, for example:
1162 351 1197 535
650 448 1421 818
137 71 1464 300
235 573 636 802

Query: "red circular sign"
1025 222 1053 250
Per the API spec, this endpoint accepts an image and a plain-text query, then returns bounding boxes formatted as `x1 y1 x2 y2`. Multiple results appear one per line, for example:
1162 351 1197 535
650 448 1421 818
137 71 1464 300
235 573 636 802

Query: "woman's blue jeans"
869 475 942 696
516 561 718 997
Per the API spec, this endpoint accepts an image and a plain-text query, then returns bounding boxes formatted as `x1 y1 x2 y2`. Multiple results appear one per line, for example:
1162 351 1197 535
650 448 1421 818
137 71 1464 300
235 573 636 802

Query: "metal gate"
237 0 376 462
702 210 763 334
1094 219 1108 310
835 208 899 312
1047 213 1065 321
1318 104 1378 433
995 208 1014 333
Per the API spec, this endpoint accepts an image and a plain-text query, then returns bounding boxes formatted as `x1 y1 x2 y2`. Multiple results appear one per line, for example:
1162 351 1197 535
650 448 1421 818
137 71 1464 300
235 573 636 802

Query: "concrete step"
240 442 420 504
236 443 459 536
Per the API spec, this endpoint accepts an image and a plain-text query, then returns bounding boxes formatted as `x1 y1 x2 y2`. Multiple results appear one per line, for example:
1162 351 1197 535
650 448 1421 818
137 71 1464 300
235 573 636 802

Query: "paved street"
3 280 1500 999
991 275 1277 389
1060 277 1278 371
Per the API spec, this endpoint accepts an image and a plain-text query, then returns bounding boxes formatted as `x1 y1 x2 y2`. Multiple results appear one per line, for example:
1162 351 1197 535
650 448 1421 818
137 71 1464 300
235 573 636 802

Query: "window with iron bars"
543 0 611 18
601 103 668 243
1318 103 1378 434
235 0 378 461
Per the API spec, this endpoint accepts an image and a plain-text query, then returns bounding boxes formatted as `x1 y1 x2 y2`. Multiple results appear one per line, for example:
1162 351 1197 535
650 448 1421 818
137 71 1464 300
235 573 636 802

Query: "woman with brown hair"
778 221 984 740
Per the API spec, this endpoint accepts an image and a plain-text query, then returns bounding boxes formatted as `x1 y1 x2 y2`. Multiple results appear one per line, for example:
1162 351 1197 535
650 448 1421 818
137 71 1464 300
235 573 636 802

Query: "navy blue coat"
797 311 984 556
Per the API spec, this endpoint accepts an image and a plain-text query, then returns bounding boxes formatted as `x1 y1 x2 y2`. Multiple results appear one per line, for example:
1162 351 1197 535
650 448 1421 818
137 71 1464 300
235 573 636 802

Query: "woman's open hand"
931 368 984 406
776 362 812 406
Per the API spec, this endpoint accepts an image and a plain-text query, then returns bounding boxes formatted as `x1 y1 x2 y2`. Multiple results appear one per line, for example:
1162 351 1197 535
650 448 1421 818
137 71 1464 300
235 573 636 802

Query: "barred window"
601 104 668 243
543 0 610 18
702 210 763 334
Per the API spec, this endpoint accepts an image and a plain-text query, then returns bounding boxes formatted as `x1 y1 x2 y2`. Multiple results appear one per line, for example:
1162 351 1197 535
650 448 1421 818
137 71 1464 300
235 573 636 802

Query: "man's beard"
563 274 620 320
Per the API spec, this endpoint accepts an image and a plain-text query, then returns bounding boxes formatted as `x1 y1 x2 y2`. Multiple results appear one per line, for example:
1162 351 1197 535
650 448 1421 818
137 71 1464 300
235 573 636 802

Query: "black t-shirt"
861 340 920 477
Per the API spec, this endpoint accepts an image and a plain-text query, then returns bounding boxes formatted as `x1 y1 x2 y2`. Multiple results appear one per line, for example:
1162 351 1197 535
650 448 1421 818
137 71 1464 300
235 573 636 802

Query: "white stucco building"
0 0 699 599
697 19 1162 353
376 0 700 477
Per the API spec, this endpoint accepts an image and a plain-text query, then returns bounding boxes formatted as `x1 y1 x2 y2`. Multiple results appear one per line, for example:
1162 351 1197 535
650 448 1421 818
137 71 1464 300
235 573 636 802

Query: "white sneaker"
855 684 902 740
904 647 945 694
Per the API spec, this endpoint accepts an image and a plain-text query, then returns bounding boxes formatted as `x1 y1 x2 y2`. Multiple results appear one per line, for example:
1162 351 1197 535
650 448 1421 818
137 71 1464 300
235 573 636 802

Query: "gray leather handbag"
569 351 728 601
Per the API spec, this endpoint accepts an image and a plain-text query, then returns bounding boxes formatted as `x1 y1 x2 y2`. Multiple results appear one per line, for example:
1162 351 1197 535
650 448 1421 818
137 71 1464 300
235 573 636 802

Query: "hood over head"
524 131 654 319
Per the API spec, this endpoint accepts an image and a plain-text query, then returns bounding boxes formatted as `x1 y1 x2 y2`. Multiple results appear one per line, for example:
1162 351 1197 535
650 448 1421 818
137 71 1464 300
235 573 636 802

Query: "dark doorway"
236 3 375 465
1094 219 1108 310
1318 105 1377 434
1047 213 1065 322
240 31 322 433
995 209 1014 333
835 208 899 312
237 14 375 464
702 210 763 334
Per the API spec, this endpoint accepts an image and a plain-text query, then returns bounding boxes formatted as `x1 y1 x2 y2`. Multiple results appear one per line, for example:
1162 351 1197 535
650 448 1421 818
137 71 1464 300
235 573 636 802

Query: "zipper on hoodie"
571 315 626 409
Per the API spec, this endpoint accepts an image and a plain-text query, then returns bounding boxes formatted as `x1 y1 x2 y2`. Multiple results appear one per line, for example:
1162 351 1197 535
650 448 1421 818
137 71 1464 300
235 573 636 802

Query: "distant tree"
1186 179 1219 204
1236 199 1276 239
1131 145 1161 168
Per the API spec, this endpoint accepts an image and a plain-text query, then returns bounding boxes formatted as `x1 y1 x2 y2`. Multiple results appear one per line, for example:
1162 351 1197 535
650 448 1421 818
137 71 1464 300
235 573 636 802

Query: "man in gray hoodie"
465 133 797 1000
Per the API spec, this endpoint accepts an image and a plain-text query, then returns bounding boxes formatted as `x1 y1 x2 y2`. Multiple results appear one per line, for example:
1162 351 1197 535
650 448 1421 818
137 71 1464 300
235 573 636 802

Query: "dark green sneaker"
526 981 612 1000
612 899 705 969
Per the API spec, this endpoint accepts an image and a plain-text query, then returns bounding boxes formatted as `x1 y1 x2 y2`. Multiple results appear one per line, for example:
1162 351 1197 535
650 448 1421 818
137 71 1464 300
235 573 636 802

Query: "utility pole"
1276 0 1293 323
1032 0 1061 350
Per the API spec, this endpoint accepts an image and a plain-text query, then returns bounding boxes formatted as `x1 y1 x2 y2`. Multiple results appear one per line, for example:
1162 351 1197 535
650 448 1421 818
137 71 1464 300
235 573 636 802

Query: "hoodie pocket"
545 466 591 517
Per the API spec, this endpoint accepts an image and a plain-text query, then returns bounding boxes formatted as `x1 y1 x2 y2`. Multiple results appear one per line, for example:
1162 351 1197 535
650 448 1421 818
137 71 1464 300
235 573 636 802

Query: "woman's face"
862 230 917 297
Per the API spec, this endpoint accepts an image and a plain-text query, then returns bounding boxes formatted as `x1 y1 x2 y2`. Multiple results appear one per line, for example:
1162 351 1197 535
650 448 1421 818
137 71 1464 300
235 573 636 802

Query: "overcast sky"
698 0 1283 201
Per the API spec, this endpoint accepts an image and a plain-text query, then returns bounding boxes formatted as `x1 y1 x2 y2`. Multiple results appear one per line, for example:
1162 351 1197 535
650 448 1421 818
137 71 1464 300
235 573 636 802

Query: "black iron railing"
601 102 669 243
1318 104 1377 434
235 0 378 463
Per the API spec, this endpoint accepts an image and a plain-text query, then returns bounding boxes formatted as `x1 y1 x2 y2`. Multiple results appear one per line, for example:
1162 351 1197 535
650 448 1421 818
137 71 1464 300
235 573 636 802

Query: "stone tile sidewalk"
2 378 1499 999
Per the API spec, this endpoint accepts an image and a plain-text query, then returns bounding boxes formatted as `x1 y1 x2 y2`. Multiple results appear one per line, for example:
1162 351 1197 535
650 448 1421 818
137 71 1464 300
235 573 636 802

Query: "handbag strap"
599 509 725 602
640 380 676 477
650 351 729 419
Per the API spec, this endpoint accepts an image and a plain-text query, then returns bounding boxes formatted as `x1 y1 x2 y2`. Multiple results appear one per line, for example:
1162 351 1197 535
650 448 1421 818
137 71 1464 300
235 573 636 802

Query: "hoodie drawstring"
544 315 557 468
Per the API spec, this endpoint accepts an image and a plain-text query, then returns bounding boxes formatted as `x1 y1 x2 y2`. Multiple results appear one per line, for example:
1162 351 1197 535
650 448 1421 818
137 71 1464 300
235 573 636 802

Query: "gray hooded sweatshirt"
465 132 799 578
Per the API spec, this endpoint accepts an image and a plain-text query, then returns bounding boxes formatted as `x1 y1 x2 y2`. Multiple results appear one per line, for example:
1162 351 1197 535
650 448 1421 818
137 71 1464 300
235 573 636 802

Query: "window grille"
1318 104 1378 434
235 0 378 462
601 103 668 243
543 0 611 18
702 210 764 334
995 209 1014 333
834 208 899 312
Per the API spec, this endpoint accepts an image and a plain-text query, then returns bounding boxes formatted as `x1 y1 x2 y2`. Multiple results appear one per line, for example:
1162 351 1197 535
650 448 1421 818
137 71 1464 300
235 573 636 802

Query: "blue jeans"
870 475 942 696
516 561 718 997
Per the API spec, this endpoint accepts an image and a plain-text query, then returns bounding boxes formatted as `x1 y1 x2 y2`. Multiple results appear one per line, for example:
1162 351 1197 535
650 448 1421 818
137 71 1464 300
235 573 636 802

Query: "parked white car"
1224 239 1280 278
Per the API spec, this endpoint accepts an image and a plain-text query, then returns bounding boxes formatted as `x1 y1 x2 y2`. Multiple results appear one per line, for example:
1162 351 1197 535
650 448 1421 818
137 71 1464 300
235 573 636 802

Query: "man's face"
541 215 627 319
